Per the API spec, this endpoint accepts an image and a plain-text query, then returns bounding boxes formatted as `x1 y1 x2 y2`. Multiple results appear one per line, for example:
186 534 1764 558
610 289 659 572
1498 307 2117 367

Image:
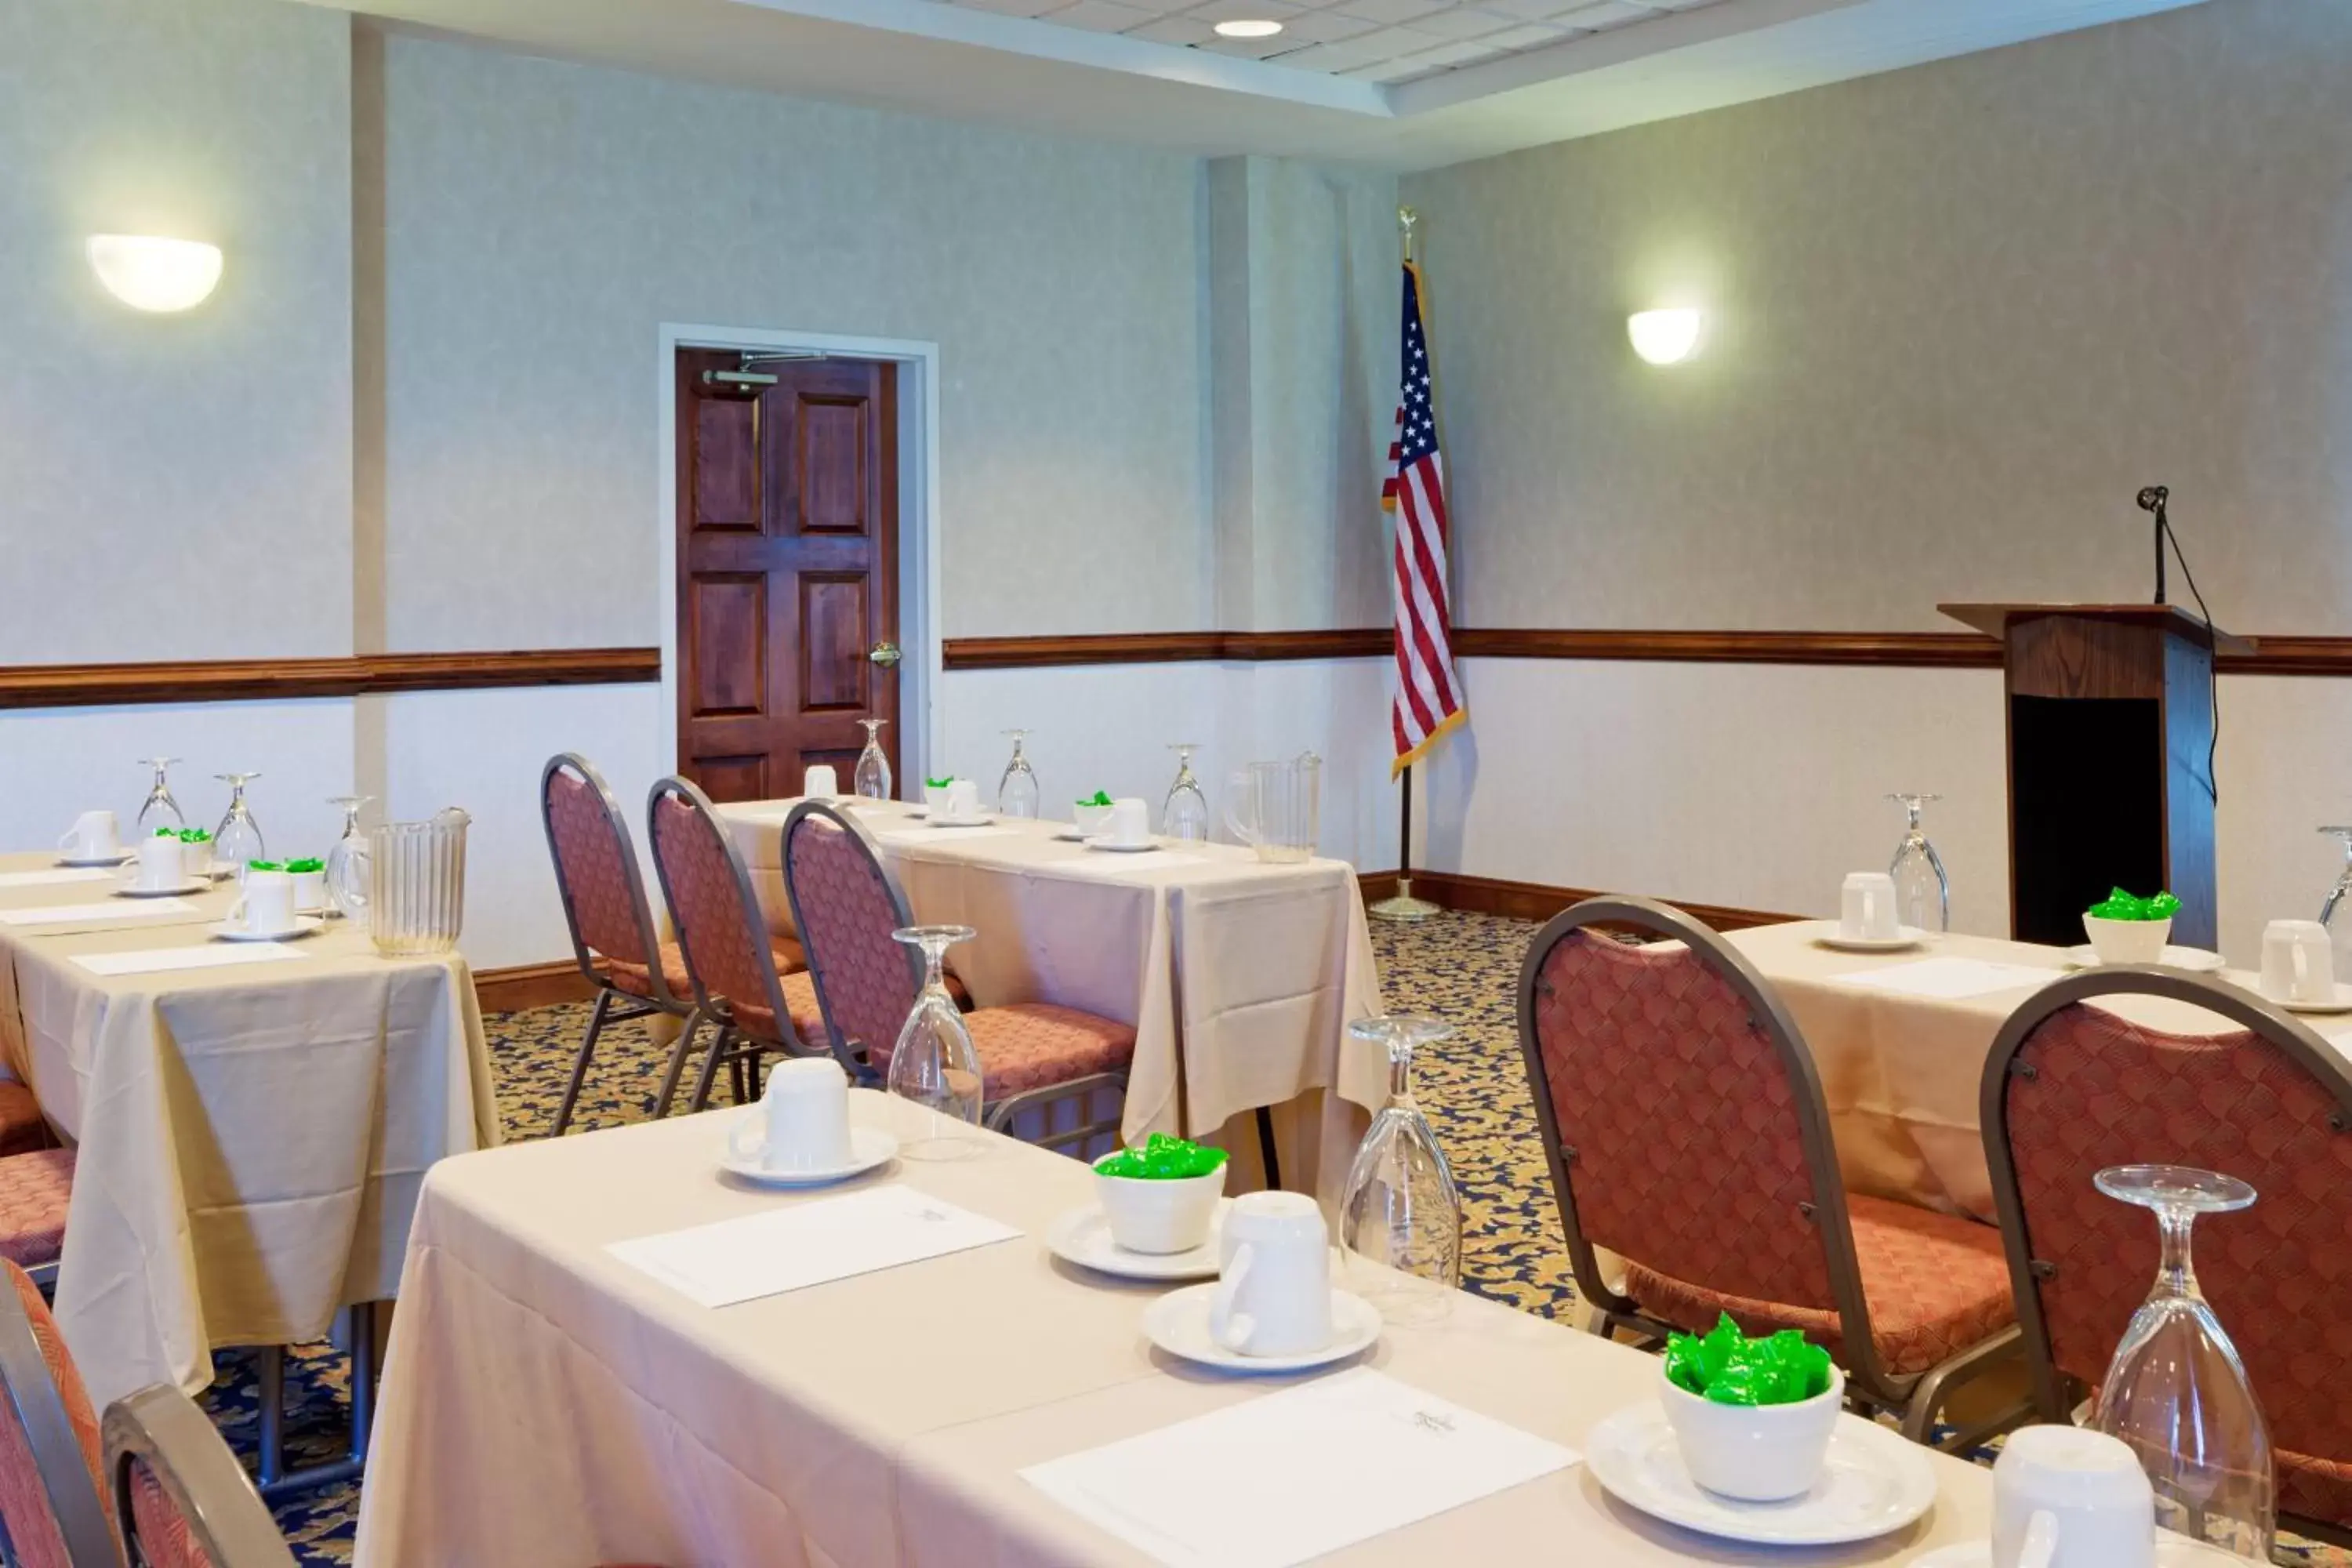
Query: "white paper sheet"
0 898 197 926
606 1185 1021 1308
875 826 1016 845
1022 1369 1576 1568
1831 956 2057 1000
73 944 310 977
0 868 115 889
1051 851 1207 878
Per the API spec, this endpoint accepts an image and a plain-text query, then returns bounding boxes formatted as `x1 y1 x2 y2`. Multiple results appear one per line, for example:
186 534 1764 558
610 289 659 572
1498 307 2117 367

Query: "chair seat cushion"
1624 1192 2014 1377
2282 1446 2352 1532
868 1004 1135 1100
0 1081 51 1159
608 938 806 1001
731 970 829 1047
0 1148 75 1271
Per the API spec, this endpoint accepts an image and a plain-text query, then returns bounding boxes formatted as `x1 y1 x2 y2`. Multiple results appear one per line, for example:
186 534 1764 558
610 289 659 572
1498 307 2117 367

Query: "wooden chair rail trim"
0 648 660 710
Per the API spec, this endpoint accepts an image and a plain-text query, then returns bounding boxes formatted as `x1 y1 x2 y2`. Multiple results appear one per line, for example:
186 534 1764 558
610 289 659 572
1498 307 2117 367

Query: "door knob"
869 641 902 667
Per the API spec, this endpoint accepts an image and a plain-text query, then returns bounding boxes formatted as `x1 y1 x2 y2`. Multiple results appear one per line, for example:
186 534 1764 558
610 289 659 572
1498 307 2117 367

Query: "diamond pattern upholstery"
1996 1003 2352 1527
868 1004 1137 1099
0 1261 102 1568
783 812 920 1054
128 1458 211 1568
544 764 655 973
607 938 804 1001
649 789 791 1033
0 1149 74 1272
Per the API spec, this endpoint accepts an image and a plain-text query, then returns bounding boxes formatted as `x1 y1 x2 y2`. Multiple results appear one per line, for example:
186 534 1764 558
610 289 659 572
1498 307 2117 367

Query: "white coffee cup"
292 865 328 912
1103 797 1151 848
1991 1425 2154 1568
726 1057 852 1173
803 764 840 800
1840 871 1900 941
180 837 213 880
944 779 981 822
1208 1190 1332 1357
2261 919 2335 1005
227 870 297 937
58 810 122 862
128 835 185 892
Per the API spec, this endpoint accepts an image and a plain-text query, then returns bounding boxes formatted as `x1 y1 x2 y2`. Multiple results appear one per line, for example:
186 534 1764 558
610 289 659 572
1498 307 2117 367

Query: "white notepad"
74 945 309 977
606 1185 1021 1308
1022 1370 1577 1568
0 868 114 889
0 898 197 926
1831 956 2056 1000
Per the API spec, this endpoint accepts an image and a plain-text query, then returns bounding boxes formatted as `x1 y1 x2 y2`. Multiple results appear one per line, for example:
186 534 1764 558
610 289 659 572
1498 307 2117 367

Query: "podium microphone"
2136 485 2170 604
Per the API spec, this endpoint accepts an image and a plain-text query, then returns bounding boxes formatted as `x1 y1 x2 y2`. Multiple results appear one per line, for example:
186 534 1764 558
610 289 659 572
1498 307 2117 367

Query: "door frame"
655 323 941 793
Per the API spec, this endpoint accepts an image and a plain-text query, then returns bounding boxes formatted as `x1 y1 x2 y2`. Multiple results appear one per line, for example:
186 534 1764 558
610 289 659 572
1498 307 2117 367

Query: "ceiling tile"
1042 0 1160 29
1548 0 1661 27
951 0 1068 16
1392 5 1513 40
1327 0 1449 25
1123 13 1219 41
1267 6 1380 42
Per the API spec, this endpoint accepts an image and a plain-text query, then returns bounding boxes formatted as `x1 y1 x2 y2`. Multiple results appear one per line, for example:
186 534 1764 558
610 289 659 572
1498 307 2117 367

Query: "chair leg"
552 989 616 1136
1254 1105 1283 1191
688 1025 735 1114
651 1009 702 1121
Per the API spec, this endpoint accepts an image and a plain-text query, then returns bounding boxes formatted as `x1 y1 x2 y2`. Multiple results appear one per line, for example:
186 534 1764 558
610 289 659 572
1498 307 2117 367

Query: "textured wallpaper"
0 0 353 662
1400 0 2352 633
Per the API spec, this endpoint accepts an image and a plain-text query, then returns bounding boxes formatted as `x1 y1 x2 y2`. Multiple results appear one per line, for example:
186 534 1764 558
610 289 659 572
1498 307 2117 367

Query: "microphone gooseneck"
2136 483 2220 804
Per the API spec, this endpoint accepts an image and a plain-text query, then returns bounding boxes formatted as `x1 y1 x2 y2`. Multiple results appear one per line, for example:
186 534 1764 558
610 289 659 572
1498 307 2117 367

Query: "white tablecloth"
0 851 499 1405
354 1093 1994 1566
720 800 1386 1202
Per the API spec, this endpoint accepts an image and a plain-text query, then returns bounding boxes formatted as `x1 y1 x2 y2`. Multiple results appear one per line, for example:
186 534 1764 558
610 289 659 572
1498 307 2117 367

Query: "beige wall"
1401 0 2352 633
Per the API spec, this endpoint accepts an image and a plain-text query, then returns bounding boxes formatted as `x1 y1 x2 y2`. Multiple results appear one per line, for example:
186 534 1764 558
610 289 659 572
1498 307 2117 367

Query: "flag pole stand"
1369 764 1441 924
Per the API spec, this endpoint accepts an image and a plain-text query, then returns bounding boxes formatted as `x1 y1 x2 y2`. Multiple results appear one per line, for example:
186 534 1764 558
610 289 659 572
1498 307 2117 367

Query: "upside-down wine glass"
1886 792 1950 933
2091 1164 2274 1561
2317 826 2352 977
886 925 985 1160
854 719 893 801
212 773 266 869
325 795 373 924
135 757 184 833
1163 743 1209 842
997 730 1040 818
1338 1014 1463 1325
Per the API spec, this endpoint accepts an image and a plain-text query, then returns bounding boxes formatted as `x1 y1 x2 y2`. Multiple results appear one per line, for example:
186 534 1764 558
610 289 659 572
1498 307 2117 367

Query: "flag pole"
1370 204 1442 926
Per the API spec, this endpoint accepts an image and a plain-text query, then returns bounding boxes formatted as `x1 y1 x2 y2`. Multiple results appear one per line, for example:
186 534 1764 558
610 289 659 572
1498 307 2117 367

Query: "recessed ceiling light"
1213 19 1285 38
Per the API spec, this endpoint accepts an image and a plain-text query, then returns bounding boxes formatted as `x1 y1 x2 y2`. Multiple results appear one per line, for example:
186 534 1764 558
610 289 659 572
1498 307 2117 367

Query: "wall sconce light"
1628 307 1703 365
86 235 223 313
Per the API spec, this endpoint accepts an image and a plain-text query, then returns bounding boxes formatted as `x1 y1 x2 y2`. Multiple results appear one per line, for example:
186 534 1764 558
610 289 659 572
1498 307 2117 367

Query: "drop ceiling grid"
933 0 1730 83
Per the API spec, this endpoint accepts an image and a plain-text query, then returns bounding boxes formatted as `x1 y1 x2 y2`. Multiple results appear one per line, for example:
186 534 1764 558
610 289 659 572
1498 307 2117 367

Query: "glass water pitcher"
1225 753 1321 863
368 808 470 956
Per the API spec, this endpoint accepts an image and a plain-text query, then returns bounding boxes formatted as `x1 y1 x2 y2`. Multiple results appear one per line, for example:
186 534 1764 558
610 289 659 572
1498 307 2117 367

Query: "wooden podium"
1940 604 2249 952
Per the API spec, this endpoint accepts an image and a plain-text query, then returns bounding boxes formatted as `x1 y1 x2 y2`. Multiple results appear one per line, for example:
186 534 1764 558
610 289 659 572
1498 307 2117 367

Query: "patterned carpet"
222 910 2333 1564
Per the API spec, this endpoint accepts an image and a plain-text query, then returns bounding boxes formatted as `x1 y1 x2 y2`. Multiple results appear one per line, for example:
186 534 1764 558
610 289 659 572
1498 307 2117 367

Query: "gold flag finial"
1398 205 1418 263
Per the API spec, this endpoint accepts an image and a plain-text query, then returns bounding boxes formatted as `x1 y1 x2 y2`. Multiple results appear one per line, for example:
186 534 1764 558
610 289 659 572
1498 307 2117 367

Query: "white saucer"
1140 1283 1380 1374
1910 1537 2239 1567
718 1122 898 1188
1083 837 1160 855
2272 981 2352 1015
2064 945 2224 974
1584 1403 1936 1546
57 853 130 869
1052 828 1089 842
210 916 325 943
931 815 994 829
202 862 238 881
114 880 206 898
1814 927 1930 953
1045 1203 1228 1281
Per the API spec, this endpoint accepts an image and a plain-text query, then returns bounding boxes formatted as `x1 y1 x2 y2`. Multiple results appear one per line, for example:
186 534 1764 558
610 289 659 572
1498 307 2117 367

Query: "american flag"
1381 261 1466 775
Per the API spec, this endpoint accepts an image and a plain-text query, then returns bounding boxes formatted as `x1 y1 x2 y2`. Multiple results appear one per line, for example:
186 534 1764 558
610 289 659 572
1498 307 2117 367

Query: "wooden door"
674 350 900 803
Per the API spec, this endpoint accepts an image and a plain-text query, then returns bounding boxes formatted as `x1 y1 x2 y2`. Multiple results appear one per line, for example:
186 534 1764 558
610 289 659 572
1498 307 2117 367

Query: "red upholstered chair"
1983 967 2352 1547
106 1383 296 1567
543 754 808 1130
0 1084 54 1160
0 1259 112 1568
1516 896 2021 1446
780 800 1134 1156
647 778 832 1113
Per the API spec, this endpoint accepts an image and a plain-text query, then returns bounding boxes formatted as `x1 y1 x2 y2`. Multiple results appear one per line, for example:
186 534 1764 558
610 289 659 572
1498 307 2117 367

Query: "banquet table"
1726 920 2318 1222
717 798 1386 1203
0 850 499 1405
354 1091 1995 1567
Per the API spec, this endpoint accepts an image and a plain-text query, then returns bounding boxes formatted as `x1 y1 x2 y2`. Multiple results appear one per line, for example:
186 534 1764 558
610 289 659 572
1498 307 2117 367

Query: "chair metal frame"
0 1263 114 1568
647 776 822 1114
1980 964 2352 1548
779 800 1128 1156
1515 895 2021 1447
105 1384 298 1568
539 753 706 1133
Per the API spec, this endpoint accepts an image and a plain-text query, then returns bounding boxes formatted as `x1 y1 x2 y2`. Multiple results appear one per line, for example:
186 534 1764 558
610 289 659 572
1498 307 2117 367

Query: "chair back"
0 1260 112 1568
1983 967 2352 1515
106 1384 297 1568
1516 898 1875 1360
779 802 924 1067
645 778 797 1040
540 753 673 1005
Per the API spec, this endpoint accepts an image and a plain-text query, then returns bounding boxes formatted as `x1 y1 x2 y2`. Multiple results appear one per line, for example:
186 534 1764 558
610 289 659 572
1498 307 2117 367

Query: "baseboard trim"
1361 869 1798 931
474 960 598 1012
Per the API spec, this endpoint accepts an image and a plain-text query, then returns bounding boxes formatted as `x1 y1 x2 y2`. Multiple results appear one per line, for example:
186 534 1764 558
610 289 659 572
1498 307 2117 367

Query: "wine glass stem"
1387 1037 1417 1105
2155 1206 2199 1300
